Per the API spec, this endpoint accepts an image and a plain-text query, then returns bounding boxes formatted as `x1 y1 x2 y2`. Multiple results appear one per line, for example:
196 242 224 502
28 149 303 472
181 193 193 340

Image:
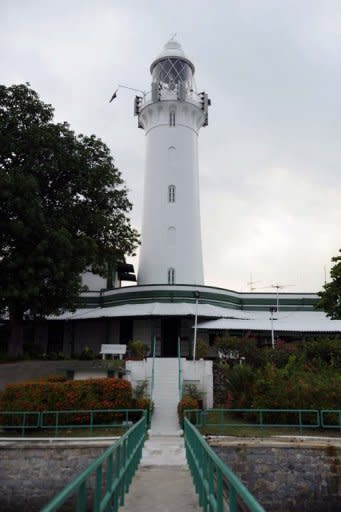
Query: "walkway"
150 358 180 435
121 436 201 512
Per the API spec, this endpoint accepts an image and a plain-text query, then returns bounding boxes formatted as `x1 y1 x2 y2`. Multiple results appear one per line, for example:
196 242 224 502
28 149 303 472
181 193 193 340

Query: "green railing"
184 418 265 512
0 409 147 436
178 336 183 400
0 411 40 436
185 409 321 435
41 413 147 512
320 410 341 429
149 335 156 423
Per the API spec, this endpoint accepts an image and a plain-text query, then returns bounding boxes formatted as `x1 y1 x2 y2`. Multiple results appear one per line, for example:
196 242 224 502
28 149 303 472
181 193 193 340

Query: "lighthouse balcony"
140 87 203 110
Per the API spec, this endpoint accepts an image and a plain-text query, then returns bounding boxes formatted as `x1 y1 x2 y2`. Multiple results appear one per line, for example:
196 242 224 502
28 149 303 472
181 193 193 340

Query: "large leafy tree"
317 249 341 319
0 83 139 356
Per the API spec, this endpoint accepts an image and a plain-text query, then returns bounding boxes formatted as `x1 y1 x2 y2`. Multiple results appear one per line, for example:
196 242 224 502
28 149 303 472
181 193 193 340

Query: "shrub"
131 397 152 422
195 339 209 359
78 346 96 360
0 377 133 426
221 364 256 408
214 334 264 368
44 375 67 383
304 336 341 368
128 340 149 359
133 380 149 399
183 383 204 402
178 396 199 427
251 363 341 412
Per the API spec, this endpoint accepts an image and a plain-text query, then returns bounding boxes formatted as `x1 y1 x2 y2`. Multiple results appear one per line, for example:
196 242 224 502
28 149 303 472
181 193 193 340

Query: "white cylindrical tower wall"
137 40 209 286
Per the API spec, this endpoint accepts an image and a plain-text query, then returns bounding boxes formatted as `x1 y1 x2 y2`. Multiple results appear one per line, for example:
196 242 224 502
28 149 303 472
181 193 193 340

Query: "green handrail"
320 410 341 429
0 411 40 436
0 409 146 436
184 417 266 512
149 335 156 424
178 336 183 400
184 408 321 435
41 413 147 512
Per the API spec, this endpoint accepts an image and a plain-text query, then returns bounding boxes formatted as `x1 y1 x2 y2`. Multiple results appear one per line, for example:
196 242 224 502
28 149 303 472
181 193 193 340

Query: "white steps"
150 358 181 435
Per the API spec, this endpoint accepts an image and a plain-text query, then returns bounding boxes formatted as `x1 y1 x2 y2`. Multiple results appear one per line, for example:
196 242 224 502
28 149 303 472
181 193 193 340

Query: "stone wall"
0 441 114 512
210 439 341 512
2 438 341 511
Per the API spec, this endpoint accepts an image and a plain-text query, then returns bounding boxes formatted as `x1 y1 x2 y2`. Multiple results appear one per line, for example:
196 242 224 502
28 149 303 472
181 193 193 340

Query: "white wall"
182 359 213 409
138 99 205 285
126 358 213 408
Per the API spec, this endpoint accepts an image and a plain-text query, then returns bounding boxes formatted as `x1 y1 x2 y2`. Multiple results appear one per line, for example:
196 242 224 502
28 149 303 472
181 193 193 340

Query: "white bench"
100 344 127 360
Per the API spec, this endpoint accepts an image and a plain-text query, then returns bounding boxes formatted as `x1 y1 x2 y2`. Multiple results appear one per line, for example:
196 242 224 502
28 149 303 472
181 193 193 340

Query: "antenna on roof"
247 273 262 291
268 283 295 312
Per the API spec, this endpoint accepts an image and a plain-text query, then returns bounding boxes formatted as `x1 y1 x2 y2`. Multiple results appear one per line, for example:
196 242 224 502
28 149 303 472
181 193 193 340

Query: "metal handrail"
41 413 147 512
184 417 266 512
178 336 183 400
0 409 147 436
184 408 322 435
149 335 156 423
320 410 341 429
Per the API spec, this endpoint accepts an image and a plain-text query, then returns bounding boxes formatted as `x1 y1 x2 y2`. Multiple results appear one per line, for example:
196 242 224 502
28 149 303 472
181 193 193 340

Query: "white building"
15 40 341 357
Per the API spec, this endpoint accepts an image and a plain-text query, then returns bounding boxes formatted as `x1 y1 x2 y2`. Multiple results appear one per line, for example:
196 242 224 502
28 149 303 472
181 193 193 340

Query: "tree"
317 249 341 319
0 83 139 356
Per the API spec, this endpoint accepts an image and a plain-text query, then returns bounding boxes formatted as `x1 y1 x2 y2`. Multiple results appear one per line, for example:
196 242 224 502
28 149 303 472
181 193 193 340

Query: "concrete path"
141 435 186 465
121 466 200 512
121 435 201 511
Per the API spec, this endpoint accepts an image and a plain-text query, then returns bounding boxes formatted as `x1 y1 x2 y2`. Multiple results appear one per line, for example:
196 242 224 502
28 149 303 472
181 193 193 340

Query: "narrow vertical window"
168 267 175 284
168 184 175 203
168 146 176 167
169 110 175 126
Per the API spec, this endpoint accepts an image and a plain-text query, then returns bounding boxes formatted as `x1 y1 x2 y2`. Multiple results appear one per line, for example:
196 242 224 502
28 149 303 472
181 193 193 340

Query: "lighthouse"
136 39 210 285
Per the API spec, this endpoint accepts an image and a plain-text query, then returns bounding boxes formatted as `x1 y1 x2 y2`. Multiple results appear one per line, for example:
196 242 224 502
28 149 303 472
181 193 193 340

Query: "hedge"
0 377 133 413
178 396 199 427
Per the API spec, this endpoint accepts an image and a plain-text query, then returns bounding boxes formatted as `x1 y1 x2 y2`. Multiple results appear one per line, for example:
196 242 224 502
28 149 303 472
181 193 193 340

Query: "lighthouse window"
152 58 193 91
169 111 175 126
168 226 176 245
168 267 175 284
168 185 175 203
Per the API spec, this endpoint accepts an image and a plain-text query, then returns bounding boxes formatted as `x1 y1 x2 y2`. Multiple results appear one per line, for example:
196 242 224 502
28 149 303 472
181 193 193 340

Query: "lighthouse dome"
150 39 195 73
150 39 195 92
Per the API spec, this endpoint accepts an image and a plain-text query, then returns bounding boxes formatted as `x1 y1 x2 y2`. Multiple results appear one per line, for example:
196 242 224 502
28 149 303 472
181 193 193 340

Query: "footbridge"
41 413 265 512
40 349 265 512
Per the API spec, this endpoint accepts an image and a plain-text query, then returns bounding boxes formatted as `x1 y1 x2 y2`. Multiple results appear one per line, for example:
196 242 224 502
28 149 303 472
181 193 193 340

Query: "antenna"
247 274 262 291
169 32 177 41
268 283 295 312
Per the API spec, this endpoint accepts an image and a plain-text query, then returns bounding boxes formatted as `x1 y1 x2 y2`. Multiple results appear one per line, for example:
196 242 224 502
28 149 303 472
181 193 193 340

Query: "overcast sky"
2 0 340 293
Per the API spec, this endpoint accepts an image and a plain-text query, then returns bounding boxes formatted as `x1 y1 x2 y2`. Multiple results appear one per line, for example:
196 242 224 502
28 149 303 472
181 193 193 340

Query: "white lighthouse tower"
136 39 210 285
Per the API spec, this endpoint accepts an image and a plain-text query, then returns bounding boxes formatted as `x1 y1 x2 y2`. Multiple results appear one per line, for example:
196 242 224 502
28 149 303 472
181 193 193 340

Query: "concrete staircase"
150 358 180 435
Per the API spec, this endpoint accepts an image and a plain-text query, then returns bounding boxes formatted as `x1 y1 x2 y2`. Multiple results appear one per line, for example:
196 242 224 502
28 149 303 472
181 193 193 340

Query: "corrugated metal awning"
196 311 341 333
